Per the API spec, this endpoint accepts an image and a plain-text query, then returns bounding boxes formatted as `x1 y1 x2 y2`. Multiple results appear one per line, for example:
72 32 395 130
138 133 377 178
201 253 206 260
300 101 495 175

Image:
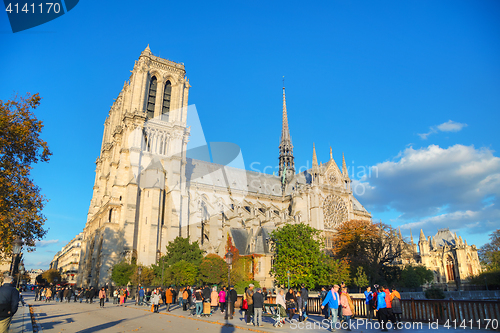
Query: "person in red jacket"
99 287 106 308
383 286 397 326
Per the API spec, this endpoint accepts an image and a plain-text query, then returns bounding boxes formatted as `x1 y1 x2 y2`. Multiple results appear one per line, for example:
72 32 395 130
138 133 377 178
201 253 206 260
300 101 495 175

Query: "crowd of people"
30 281 405 330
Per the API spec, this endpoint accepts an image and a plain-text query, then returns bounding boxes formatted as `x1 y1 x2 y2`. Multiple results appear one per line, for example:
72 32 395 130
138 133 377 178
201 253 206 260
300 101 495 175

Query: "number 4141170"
5 3 62 14
443 319 498 330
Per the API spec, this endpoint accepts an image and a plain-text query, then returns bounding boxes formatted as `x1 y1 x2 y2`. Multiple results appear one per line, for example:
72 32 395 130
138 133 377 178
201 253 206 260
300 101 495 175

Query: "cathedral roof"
186 158 283 196
352 196 368 213
433 228 456 247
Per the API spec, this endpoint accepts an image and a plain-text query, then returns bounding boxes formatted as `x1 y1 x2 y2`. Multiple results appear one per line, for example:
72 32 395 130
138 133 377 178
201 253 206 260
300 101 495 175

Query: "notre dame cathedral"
76 46 372 288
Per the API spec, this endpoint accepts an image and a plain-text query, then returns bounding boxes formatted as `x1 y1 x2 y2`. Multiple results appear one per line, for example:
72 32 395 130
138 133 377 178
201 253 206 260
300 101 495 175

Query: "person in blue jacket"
376 286 389 331
364 286 373 320
321 284 340 330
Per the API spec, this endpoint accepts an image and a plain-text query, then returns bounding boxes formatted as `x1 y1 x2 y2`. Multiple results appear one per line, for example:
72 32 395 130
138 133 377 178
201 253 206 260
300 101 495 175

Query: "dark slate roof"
434 228 456 247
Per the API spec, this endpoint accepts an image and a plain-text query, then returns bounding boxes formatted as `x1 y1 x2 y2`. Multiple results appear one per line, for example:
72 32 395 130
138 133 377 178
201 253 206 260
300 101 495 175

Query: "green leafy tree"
0 93 51 253
199 254 227 285
479 229 500 271
168 260 199 286
401 265 434 288
317 256 351 287
41 268 61 284
353 266 369 292
163 237 204 266
111 261 135 286
234 280 260 294
130 265 155 285
271 223 324 289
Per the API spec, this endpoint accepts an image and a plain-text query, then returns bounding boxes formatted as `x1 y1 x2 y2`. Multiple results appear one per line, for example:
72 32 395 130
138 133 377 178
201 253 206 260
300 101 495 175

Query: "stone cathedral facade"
77 46 371 288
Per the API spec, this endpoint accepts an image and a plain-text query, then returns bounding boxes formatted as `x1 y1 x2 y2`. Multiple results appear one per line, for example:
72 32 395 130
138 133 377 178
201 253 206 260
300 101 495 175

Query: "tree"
41 268 61 284
271 223 324 289
0 93 51 253
317 256 351 287
111 261 135 286
401 265 434 289
353 266 369 292
199 254 227 285
163 237 204 267
479 229 500 271
167 260 198 286
130 265 155 286
331 220 406 285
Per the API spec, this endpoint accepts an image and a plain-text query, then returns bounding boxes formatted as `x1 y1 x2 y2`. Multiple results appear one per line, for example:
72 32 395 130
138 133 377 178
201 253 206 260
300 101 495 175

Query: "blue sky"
1 0 499 269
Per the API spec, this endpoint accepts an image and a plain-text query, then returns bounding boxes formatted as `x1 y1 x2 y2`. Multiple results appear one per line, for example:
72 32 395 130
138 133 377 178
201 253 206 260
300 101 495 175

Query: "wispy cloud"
35 239 59 248
418 120 468 139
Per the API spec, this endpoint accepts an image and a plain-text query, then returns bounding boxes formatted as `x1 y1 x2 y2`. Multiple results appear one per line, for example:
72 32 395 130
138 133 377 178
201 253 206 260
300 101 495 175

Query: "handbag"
242 299 248 310
151 304 154 312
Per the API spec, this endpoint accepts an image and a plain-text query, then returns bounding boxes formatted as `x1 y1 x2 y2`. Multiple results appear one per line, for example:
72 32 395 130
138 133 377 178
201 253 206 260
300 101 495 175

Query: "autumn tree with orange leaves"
331 219 404 286
0 93 51 254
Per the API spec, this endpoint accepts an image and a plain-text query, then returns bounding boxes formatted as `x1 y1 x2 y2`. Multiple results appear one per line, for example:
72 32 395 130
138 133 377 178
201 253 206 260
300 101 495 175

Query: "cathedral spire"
419 229 426 242
410 229 414 243
330 147 333 160
142 44 152 56
342 152 349 178
312 143 318 169
279 83 295 186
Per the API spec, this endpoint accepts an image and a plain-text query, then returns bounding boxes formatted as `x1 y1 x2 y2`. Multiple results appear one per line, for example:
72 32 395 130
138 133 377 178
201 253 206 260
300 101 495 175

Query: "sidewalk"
10 302 32 333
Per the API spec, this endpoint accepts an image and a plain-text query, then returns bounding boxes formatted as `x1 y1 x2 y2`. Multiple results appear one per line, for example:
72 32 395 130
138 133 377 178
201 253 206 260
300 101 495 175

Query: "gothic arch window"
446 256 455 281
147 76 157 119
162 80 172 121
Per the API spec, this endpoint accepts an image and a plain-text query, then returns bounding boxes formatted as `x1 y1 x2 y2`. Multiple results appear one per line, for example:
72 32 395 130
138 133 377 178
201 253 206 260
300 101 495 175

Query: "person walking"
45 287 52 302
285 288 297 321
321 284 340 330
138 287 144 306
182 287 189 311
245 284 255 325
165 286 173 312
0 276 20 333
320 286 329 320
364 286 373 321
210 287 218 313
340 287 354 331
99 287 106 308
228 285 237 319
253 288 264 327
376 286 389 332
119 288 126 306
390 287 402 325
152 291 160 313
300 284 309 321
218 287 226 314
194 287 203 317
383 286 397 326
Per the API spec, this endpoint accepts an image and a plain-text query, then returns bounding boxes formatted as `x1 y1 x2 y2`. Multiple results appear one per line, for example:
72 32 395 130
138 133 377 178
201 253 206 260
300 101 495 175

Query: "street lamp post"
287 270 290 290
224 251 233 320
138 266 142 286
10 236 22 277
17 262 25 289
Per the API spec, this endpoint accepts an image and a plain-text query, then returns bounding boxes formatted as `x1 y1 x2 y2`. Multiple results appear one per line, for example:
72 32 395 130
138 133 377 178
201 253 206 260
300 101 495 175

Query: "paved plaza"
19 292 484 333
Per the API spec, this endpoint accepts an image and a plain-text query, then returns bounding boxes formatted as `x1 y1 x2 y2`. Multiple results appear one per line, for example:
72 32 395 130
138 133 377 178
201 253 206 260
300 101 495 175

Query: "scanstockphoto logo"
3 0 79 33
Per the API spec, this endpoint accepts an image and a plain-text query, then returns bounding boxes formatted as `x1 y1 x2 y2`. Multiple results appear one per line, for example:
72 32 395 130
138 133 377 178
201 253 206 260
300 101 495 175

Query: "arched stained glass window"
147 76 157 119
162 80 172 121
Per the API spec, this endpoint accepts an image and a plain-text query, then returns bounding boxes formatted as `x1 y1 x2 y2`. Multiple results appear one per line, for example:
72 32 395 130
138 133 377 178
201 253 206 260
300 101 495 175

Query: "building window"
147 76 157 119
162 80 172 120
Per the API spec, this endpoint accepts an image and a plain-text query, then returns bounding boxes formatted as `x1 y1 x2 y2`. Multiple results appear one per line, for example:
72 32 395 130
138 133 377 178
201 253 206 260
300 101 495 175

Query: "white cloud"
35 239 59 248
356 144 500 236
418 120 467 139
437 120 468 132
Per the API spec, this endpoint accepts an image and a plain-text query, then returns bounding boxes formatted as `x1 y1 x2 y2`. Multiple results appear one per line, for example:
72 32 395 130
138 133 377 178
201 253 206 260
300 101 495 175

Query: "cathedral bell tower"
278 85 295 190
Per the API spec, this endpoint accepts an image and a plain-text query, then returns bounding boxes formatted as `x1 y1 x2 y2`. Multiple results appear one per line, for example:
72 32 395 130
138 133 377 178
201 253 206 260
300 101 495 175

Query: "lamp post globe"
12 236 22 255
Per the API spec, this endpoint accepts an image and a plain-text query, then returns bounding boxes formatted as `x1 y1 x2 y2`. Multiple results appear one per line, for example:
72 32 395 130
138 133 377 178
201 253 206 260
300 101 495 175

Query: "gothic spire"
312 143 318 169
410 229 414 243
330 147 333 160
419 229 426 242
342 152 349 178
279 83 295 184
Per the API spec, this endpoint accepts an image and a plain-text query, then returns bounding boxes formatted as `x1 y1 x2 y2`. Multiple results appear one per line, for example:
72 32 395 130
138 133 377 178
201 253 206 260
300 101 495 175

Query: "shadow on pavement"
75 319 126 333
